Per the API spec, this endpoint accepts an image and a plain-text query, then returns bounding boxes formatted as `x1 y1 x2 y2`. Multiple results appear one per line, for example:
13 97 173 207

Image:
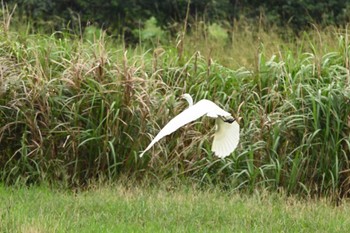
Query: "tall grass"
0 9 350 198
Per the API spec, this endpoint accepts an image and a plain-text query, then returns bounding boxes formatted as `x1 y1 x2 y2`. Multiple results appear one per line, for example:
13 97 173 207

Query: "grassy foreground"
1 184 350 233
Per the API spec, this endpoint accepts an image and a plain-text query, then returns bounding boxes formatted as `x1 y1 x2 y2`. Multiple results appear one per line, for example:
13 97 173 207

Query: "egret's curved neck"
183 94 193 107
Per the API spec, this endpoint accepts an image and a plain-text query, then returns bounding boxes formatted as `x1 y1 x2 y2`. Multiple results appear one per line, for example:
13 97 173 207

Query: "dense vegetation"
7 0 350 39
0 3 350 201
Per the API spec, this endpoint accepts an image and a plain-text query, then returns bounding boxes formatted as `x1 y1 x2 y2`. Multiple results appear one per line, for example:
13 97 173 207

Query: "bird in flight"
140 93 240 158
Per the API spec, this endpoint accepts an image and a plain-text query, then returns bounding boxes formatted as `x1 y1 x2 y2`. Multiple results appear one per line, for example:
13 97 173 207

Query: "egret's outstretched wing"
212 119 240 158
140 100 230 157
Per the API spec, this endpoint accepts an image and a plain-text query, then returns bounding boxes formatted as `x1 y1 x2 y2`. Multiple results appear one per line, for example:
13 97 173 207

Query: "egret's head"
181 93 193 107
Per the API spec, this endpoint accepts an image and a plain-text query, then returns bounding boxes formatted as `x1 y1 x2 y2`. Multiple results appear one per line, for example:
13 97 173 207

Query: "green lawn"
1 185 349 232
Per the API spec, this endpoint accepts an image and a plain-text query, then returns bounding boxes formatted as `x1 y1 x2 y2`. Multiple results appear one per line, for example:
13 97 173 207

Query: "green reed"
0 18 350 198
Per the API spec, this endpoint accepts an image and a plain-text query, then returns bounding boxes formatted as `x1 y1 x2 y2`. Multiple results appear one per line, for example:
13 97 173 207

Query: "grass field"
1 8 350 232
1 184 350 233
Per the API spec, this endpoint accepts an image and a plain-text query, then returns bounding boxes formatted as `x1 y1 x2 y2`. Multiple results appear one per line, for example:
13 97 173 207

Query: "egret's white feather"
140 96 240 158
212 119 240 158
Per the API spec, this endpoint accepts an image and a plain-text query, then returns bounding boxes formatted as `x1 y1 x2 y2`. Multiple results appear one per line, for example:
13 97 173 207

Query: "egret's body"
140 94 240 158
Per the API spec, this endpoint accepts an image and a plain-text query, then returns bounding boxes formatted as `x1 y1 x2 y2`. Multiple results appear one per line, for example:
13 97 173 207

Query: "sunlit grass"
0 184 350 232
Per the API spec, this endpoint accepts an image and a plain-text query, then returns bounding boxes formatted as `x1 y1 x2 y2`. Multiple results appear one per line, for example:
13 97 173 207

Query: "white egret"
140 93 240 158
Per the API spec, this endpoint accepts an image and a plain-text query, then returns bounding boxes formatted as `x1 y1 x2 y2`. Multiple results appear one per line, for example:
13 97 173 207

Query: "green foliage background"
8 0 350 38
1 1 350 200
